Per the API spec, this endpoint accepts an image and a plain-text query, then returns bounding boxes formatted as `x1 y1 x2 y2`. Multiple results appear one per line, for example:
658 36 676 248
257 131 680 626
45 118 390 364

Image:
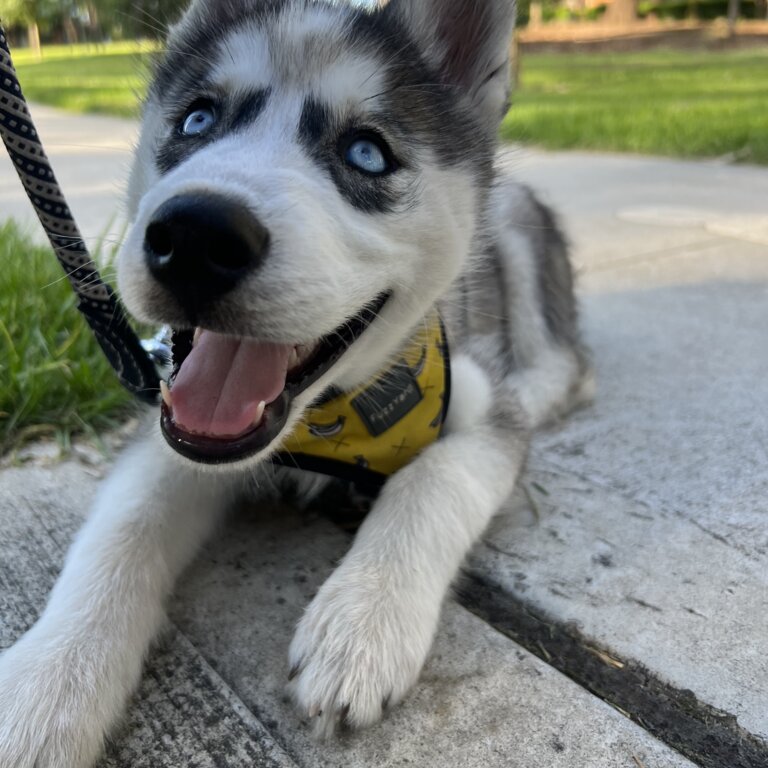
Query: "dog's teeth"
160 380 173 408
253 401 266 426
288 347 300 370
193 328 203 346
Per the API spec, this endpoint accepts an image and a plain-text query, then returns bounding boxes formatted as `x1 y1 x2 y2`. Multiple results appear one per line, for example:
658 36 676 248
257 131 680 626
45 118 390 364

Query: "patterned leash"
0 25 160 404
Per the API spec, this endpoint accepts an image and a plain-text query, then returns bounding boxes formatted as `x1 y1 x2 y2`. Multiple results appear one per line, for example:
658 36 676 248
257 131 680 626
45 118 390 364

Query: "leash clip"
141 326 173 374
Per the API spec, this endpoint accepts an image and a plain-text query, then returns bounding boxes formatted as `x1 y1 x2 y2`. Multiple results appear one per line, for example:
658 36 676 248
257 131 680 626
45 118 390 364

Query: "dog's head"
118 0 516 467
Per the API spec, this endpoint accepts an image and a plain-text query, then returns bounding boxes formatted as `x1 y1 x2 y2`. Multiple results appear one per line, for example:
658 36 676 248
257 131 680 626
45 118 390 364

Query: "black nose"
144 192 268 312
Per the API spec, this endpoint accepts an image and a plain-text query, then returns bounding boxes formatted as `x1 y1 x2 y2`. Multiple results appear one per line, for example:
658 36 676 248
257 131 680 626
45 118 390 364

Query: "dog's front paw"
0 635 109 768
288 557 440 737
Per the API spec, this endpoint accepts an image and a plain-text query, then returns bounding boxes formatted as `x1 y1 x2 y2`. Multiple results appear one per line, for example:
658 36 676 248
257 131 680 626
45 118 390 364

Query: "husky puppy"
0 0 592 764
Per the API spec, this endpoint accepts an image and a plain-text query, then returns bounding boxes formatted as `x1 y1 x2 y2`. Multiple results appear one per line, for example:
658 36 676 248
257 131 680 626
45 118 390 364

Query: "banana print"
307 416 347 439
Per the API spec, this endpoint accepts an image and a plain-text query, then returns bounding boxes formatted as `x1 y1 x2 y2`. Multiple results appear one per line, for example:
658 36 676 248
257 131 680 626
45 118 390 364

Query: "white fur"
0 435 236 767
288 356 523 736
212 27 274 90
505 345 581 428
214 19 385 109
444 355 493 435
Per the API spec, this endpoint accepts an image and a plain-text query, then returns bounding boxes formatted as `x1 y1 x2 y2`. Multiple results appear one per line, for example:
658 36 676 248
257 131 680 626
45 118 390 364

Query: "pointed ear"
388 0 516 126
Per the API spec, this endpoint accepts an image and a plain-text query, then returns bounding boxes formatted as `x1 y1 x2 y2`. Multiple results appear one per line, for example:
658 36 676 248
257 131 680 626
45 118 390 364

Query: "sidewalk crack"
457 570 768 768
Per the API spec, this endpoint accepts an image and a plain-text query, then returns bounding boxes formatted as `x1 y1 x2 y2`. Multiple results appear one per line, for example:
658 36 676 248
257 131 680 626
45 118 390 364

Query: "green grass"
503 49 768 163
12 41 157 118
11 42 768 162
0 221 135 454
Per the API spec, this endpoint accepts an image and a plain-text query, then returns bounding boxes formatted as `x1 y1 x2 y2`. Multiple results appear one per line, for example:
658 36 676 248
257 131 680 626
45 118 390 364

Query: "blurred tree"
1 0 190 46
604 0 638 24
727 0 741 30
92 0 189 38
0 0 62 56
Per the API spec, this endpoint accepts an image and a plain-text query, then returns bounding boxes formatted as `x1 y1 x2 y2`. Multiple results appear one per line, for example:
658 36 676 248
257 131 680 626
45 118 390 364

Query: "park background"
2 0 767 158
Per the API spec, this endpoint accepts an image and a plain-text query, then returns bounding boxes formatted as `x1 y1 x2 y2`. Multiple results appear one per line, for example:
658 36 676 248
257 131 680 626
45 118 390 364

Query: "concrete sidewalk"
0 103 136 244
1 107 767 767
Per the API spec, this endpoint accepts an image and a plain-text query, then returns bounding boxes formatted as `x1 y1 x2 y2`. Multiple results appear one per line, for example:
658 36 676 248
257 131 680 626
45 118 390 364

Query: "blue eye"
345 136 390 175
181 103 217 137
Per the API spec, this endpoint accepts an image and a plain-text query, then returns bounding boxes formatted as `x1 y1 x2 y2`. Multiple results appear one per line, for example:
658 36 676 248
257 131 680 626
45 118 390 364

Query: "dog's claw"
339 703 351 729
382 694 391 712
288 663 301 681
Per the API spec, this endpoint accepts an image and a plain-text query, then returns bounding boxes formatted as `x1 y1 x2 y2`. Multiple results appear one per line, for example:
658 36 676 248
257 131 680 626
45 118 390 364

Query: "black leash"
0 24 160 404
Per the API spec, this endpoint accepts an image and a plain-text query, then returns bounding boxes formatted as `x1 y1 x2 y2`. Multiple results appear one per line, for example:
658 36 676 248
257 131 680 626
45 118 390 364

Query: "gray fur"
442 190 582 358
387 0 517 129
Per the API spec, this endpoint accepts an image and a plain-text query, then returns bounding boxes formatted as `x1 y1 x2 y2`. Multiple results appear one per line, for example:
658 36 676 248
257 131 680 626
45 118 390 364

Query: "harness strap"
0 25 160 403
273 312 451 491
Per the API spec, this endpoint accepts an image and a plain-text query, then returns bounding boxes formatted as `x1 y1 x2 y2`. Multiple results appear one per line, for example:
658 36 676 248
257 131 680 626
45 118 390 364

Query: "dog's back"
444 175 593 430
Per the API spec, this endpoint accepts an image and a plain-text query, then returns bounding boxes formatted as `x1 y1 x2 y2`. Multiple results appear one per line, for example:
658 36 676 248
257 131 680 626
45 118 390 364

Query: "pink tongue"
171 331 293 438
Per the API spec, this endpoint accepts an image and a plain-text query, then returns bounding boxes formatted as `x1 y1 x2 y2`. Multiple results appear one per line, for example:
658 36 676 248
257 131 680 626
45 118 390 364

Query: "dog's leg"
0 436 235 768
289 355 526 736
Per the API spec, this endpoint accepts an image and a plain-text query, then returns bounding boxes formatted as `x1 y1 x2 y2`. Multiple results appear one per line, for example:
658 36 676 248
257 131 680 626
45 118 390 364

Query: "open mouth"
159 293 390 464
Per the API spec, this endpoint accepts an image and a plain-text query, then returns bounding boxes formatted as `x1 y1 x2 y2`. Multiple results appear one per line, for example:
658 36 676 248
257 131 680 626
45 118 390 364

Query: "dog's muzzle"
140 192 394 467
159 293 391 465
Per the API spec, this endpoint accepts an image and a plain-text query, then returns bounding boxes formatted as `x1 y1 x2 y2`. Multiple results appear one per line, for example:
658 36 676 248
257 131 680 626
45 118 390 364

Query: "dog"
0 0 592 764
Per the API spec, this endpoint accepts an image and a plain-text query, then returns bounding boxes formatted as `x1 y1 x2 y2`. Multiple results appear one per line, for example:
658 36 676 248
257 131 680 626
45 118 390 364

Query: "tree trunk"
63 16 79 45
27 22 41 60
727 0 740 35
605 0 637 26
86 2 103 40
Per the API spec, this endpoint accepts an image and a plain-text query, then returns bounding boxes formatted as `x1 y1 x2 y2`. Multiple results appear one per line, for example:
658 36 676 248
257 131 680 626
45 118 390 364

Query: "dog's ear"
386 0 516 127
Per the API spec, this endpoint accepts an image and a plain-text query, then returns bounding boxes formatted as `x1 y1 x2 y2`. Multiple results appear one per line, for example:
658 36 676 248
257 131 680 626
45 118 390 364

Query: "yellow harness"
273 312 450 490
